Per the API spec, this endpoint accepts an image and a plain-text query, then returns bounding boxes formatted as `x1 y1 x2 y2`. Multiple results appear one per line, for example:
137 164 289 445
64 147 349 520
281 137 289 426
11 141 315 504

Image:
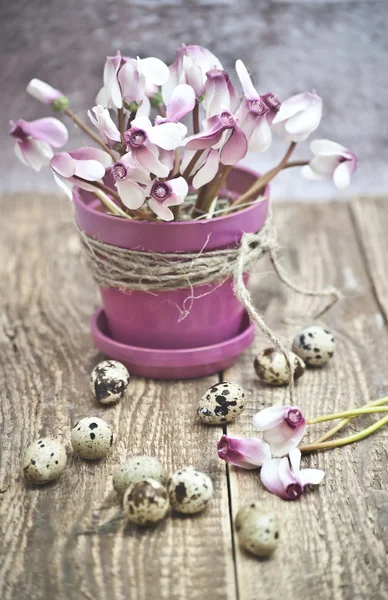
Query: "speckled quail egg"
113 456 167 495
123 478 170 525
292 325 335 367
90 360 130 404
71 417 113 460
197 381 246 425
23 438 67 484
235 504 279 557
254 347 305 386
168 466 213 514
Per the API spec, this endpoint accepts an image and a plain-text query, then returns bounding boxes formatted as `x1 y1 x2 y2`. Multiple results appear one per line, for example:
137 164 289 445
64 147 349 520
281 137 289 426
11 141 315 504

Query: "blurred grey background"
1 0 387 200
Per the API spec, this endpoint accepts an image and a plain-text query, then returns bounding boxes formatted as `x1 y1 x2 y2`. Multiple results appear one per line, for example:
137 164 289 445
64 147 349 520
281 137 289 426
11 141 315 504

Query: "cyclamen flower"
184 111 248 167
260 448 325 500
50 147 112 199
112 155 150 209
147 177 188 221
235 60 280 153
217 435 271 469
181 147 220 189
96 51 169 111
301 139 357 190
26 79 67 108
253 405 306 457
163 44 223 102
124 116 186 177
155 84 196 125
10 118 69 171
203 69 238 117
272 91 322 142
88 105 121 147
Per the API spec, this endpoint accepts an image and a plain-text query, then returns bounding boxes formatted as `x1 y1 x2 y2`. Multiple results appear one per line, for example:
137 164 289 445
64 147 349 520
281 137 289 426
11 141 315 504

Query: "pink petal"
263 419 306 458
299 468 325 487
288 447 301 475
20 139 53 171
52 172 73 199
158 148 174 172
116 179 146 209
73 158 106 181
23 117 68 147
137 95 151 118
278 455 297 487
185 126 224 151
14 142 28 166
252 405 289 431
272 92 311 124
139 57 169 86
69 147 112 168
285 95 322 140
235 59 258 101
148 198 174 221
193 148 219 188
118 60 144 105
248 118 272 153
260 458 288 499
310 138 350 158
104 53 122 109
131 115 153 134
186 64 204 99
220 126 248 165
26 78 63 105
161 62 179 104
218 435 272 469
166 84 196 123
50 152 76 177
148 122 187 151
169 176 188 200
308 156 339 179
136 145 169 177
333 161 351 190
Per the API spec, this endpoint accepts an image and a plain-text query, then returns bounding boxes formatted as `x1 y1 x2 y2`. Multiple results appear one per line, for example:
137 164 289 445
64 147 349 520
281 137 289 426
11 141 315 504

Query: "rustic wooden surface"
0 193 387 600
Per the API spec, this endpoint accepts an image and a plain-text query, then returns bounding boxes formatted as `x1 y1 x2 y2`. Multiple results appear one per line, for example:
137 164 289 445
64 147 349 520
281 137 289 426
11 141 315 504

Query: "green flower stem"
311 396 388 444
300 415 388 453
306 406 388 425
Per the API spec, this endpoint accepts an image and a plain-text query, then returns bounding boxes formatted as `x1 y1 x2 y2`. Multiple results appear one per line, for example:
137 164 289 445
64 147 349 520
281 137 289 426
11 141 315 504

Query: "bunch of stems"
299 396 388 453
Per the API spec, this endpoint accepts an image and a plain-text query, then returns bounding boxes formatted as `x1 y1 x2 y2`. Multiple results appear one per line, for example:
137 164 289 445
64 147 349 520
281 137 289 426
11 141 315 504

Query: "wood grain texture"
0 194 235 600
225 200 388 600
0 194 388 600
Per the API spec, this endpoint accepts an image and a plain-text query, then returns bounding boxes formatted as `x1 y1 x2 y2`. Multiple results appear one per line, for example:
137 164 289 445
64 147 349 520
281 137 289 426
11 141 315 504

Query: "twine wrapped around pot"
77 213 342 400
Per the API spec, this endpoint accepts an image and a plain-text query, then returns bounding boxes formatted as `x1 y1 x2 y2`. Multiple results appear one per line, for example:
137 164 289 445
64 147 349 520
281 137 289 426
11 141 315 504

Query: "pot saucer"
91 307 255 380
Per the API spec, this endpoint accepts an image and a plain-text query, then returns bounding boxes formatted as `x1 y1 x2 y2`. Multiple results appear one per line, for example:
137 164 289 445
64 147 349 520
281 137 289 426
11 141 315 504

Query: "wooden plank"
0 194 235 600
225 201 388 600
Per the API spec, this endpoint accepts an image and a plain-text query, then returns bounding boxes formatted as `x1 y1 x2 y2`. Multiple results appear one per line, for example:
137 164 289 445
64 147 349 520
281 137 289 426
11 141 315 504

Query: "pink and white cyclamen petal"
163 84 196 123
26 79 65 106
301 138 357 190
162 44 223 103
112 153 150 210
88 105 121 147
10 117 69 171
50 147 112 198
203 69 238 117
217 435 272 469
252 404 306 457
260 448 325 500
147 176 188 221
272 91 322 142
96 51 123 109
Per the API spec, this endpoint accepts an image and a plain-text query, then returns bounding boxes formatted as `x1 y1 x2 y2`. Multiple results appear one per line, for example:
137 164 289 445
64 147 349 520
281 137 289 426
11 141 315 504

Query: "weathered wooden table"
1 194 387 600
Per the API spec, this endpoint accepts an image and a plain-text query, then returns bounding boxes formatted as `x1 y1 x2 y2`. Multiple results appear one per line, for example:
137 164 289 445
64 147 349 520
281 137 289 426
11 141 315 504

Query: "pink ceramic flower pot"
74 165 268 378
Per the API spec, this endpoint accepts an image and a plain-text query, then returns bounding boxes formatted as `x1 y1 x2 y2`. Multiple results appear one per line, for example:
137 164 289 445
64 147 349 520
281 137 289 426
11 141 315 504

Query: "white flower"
301 139 357 190
272 91 322 142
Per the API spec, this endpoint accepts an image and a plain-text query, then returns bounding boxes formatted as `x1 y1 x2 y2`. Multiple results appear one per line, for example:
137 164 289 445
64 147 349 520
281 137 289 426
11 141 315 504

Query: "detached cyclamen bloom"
301 139 357 190
88 105 121 147
217 435 271 469
124 115 186 177
50 147 112 198
26 79 67 108
235 60 280 153
147 177 188 221
261 448 325 500
253 405 306 457
10 118 69 171
272 91 322 142
163 44 223 102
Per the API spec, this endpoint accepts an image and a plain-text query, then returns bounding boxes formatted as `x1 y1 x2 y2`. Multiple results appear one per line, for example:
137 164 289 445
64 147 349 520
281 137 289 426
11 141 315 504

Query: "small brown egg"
123 479 170 525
